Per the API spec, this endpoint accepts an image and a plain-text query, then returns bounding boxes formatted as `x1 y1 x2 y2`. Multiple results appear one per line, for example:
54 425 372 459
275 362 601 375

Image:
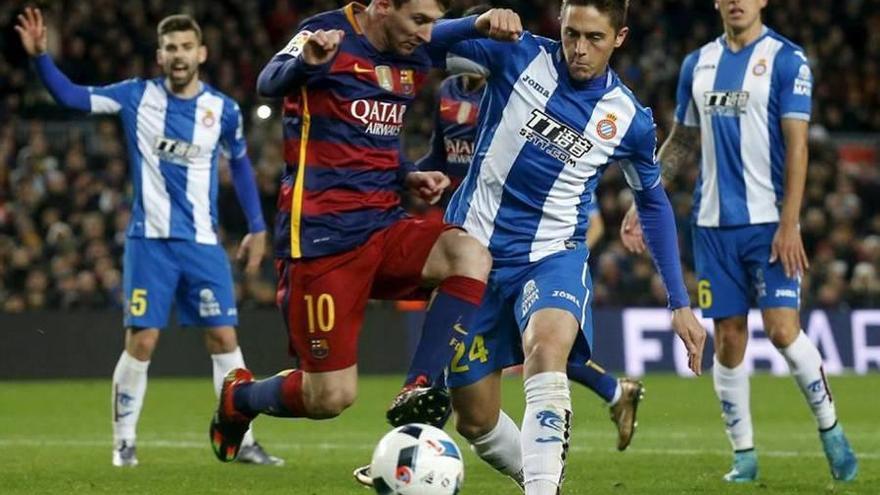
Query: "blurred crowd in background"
0 0 878 313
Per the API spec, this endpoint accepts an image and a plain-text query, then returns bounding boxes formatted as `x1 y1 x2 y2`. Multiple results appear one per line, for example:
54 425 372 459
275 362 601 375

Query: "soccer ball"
370 423 464 495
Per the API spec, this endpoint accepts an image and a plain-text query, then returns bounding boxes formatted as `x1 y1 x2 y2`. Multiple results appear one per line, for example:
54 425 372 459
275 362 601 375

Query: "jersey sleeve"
619 111 662 192
775 48 812 121
446 38 515 77
220 99 247 159
673 51 700 127
87 79 141 115
257 17 333 97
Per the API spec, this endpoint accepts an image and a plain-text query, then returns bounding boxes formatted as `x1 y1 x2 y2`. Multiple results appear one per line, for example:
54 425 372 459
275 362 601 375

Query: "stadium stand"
0 0 877 312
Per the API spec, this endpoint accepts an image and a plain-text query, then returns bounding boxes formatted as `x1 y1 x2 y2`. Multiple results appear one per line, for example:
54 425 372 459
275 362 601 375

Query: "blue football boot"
723 449 758 482
820 423 858 481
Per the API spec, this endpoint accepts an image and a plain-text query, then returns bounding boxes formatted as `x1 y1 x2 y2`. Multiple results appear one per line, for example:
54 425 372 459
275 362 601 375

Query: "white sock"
713 357 754 451
780 331 837 430
112 351 149 444
521 372 571 495
608 381 623 406
470 410 523 483
211 347 255 446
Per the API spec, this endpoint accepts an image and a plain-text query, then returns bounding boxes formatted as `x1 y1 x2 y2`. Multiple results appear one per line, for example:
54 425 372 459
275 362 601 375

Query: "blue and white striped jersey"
445 33 660 265
675 27 812 227
87 78 247 244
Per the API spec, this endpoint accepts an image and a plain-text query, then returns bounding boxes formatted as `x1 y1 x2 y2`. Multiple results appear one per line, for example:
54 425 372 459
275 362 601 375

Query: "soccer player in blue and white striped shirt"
433 1 708 492
16 9 281 467
621 0 857 483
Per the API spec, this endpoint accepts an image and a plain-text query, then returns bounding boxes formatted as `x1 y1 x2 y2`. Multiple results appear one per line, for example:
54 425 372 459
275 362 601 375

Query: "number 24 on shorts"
451 335 489 373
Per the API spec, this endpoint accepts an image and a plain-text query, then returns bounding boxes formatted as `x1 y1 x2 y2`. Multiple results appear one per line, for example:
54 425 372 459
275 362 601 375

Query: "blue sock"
404 276 485 386
233 376 285 417
567 361 618 403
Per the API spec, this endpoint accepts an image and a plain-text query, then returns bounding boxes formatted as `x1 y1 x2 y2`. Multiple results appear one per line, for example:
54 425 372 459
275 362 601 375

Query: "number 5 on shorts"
304 293 335 333
130 288 148 317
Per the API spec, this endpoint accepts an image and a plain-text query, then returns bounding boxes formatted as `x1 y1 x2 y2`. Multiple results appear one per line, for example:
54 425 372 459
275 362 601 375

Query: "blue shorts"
693 224 800 319
122 238 238 329
447 244 593 389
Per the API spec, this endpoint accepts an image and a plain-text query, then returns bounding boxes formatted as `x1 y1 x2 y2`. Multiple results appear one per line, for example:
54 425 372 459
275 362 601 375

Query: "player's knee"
204 327 238 354
447 235 492 281
765 323 799 348
454 408 497 441
126 328 159 360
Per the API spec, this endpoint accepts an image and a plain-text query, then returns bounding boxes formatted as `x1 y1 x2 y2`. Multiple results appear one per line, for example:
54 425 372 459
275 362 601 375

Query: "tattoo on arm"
659 125 701 183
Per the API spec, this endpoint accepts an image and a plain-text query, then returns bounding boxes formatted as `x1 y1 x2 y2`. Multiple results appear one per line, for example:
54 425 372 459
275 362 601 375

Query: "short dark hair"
157 14 203 44
392 0 452 10
562 0 629 31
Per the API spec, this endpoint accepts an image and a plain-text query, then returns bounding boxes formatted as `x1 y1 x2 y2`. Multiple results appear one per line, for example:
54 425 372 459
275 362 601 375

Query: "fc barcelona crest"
400 69 415 95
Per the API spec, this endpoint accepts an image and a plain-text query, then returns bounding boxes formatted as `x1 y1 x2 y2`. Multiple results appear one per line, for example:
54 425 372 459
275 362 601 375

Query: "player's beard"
166 62 197 90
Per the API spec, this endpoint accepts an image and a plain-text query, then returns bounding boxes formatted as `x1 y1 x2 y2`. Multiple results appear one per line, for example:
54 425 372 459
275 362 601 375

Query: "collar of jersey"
718 25 770 55
158 78 207 101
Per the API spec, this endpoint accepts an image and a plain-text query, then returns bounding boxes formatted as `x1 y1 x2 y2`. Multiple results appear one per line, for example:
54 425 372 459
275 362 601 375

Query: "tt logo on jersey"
154 137 201 165
520 109 593 167
349 99 407 136
703 91 749 116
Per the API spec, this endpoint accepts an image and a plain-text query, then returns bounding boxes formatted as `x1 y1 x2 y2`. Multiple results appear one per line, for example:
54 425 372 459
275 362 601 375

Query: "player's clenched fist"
475 9 522 42
302 29 345 66
15 6 48 57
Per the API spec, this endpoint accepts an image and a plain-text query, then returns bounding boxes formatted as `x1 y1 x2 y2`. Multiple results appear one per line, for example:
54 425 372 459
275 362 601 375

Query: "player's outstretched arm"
427 8 521 68
620 123 700 254
257 29 344 98
633 184 706 375
15 6 90 112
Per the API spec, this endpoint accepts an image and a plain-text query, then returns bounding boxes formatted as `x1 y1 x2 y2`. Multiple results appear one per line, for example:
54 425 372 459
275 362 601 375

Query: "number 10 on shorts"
304 294 335 333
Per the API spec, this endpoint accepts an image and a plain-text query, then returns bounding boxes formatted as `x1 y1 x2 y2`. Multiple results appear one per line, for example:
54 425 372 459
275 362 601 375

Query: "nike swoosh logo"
453 323 468 336
725 419 740 428
440 105 453 112
117 411 133 418
536 436 563 443
353 63 373 74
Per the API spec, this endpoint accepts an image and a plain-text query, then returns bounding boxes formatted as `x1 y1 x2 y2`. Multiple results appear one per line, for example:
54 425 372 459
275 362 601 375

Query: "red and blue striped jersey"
417 75 484 207
262 3 438 259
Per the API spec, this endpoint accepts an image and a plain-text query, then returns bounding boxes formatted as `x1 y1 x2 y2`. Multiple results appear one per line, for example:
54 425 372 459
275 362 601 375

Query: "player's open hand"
770 221 809 279
237 231 267 276
671 307 707 376
15 6 48 57
475 9 522 42
405 171 450 205
302 29 345 66
620 203 646 254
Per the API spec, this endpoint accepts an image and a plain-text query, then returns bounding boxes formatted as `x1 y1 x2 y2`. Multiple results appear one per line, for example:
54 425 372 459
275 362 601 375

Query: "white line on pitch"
0 438 876 460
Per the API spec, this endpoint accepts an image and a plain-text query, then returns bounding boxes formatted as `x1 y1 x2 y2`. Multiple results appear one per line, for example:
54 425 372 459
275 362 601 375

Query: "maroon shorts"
275 218 450 372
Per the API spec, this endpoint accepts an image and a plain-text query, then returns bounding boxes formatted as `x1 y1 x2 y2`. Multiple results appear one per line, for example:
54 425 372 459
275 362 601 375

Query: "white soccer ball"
370 423 464 495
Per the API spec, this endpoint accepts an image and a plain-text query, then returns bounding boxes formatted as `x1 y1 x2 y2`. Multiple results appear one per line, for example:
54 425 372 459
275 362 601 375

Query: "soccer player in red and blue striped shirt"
209 1 523 462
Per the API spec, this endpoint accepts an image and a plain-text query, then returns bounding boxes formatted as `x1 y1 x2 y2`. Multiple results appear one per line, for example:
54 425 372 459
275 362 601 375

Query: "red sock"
280 369 307 417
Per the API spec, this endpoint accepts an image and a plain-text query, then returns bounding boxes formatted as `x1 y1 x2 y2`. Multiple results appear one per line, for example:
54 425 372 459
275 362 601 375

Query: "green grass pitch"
0 374 877 494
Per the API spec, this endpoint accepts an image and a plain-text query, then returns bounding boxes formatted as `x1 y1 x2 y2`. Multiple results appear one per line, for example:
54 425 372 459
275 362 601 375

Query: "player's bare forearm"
779 118 809 227
658 124 701 184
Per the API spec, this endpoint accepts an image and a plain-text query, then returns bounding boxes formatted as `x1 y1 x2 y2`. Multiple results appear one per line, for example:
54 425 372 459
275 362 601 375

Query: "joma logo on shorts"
775 289 798 299
551 290 580 306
